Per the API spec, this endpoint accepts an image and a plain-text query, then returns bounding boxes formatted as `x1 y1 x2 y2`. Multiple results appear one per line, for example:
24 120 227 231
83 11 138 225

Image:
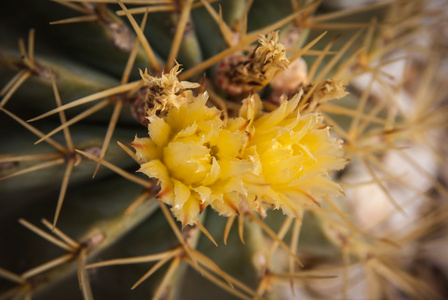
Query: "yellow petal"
172 195 201 226
202 157 221 186
148 116 171 148
228 117 249 135
224 177 247 195
284 90 303 117
277 192 304 218
219 158 253 179
174 122 198 139
167 92 221 132
212 129 246 158
243 172 271 196
210 192 240 216
192 186 212 204
132 136 161 162
173 179 191 210
254 100 287 129
163 142 211 185
139 160 173 202
299 176 343 197
240 94 263 123
260 147 303 184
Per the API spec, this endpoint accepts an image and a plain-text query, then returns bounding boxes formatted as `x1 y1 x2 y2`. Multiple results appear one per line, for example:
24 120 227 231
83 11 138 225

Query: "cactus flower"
132 92 251 226
237 92 347 218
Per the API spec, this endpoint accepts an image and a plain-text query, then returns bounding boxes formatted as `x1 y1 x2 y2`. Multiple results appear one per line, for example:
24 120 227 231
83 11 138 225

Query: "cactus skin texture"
1 1 448 299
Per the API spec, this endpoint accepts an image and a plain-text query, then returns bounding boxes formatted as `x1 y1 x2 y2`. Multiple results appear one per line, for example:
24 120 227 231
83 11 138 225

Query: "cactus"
1 0 447 299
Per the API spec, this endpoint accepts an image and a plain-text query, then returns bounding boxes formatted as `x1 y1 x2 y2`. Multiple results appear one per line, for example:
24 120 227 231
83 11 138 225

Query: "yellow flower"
237 92 347 218
133 66 347 225
132 93 251 226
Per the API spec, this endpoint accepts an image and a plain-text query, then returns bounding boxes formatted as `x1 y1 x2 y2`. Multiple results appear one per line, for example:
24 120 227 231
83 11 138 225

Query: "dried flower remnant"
237 92 347 218
301 79 348 113
132 91 251 226
215 31 289 97
139 64 200 117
